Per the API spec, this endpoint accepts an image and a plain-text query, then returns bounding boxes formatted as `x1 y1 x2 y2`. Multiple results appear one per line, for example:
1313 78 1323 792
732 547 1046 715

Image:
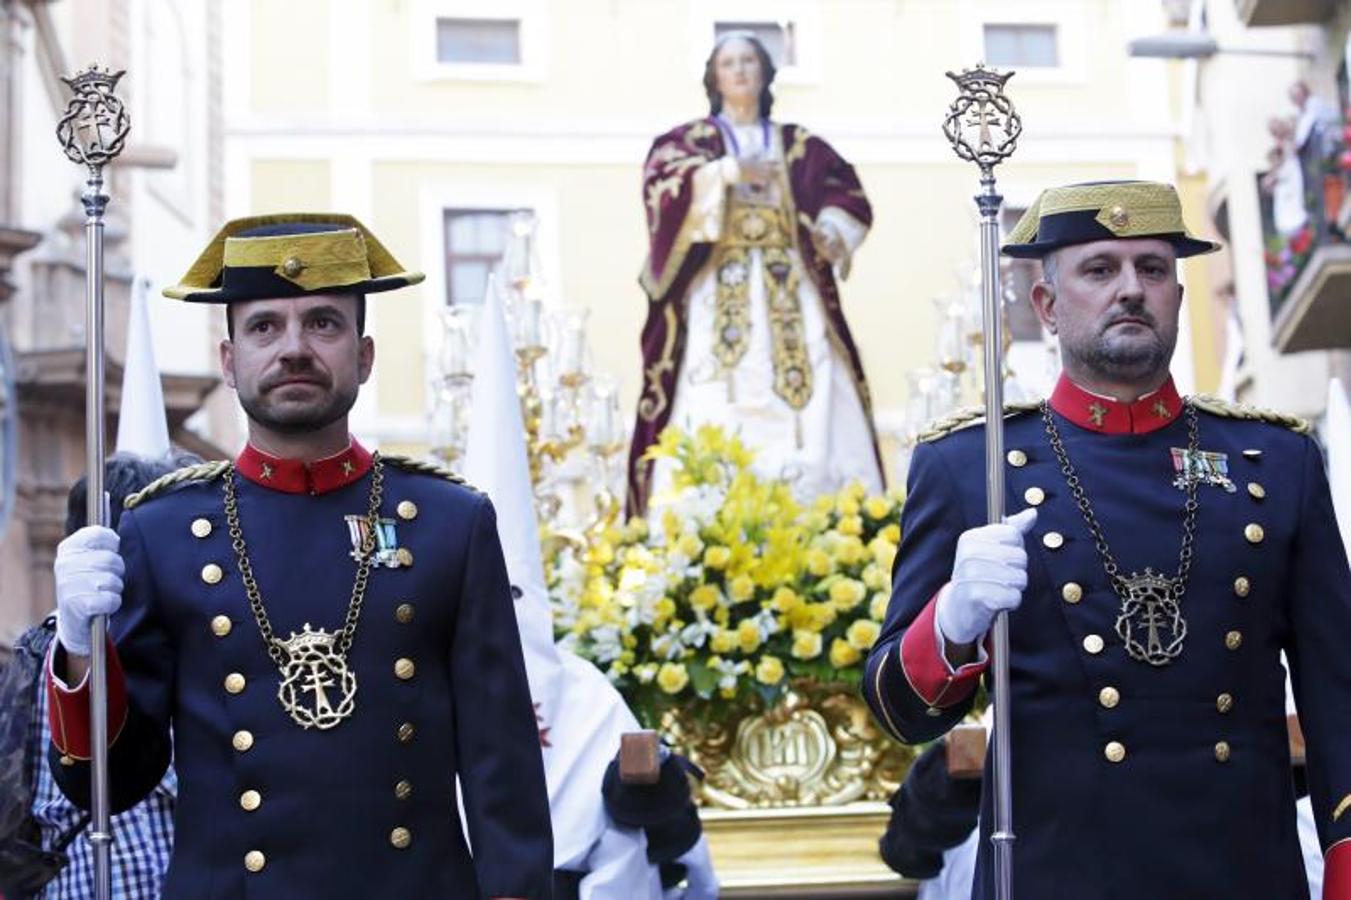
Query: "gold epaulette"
123 460 231 510
917 401 1042 443
1189 394 1312 434
380 454 478 491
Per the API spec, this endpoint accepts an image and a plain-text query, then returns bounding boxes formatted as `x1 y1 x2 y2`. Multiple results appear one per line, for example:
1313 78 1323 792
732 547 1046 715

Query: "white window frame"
981 22 1062 71
689 0 823 87
137 0 197 224
417 181 562 396
412 0 548 84
958 0 1087 86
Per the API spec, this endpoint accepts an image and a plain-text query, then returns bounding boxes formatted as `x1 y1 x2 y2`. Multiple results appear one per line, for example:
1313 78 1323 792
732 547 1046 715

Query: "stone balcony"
1235 0 1336 27
1272 242 1351 352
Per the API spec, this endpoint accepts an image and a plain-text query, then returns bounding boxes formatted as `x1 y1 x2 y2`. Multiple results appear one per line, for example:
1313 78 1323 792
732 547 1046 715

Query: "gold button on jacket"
210 615 232 637
201 563 223 585
191 517 213 538
1104 741 1126 763
1062 582 1083 604
244 851 266 873
390 827 412 849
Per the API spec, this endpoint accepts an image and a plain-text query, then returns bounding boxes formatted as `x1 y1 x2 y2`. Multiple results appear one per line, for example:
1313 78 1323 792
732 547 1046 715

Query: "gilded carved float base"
664 683 922 895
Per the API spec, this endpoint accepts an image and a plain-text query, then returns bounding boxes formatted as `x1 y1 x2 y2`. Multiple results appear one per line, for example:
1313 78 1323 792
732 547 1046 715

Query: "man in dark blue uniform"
863 181 1351 899
44 214 554 898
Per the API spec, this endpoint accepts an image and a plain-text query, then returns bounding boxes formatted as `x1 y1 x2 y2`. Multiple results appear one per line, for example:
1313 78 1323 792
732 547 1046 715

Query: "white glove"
53 525 124 657
935 508 1037 646
670 835 718 900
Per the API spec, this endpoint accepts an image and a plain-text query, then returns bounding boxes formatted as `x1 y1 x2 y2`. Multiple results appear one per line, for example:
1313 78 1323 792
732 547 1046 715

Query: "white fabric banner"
115 278 171 459
463 285 660 898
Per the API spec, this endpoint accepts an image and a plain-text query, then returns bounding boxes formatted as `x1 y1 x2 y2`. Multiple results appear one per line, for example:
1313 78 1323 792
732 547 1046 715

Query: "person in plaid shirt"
2 454 184 899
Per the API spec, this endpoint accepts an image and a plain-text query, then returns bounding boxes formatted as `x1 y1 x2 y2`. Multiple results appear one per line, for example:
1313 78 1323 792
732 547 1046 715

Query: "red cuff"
45 638 128 760
898 591 988 708
1327 840 1351 900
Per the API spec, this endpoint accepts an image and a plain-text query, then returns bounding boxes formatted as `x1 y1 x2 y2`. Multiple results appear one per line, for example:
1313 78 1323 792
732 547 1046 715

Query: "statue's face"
714 37 763 108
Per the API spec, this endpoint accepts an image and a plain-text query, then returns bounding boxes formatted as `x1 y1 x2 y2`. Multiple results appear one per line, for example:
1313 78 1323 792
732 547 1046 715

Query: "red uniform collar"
1049 375 1183 435
235 439 373 494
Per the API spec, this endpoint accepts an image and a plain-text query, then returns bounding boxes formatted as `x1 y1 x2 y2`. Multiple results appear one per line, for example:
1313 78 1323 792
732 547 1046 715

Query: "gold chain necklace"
1041 403 1199 666
221 453 385 729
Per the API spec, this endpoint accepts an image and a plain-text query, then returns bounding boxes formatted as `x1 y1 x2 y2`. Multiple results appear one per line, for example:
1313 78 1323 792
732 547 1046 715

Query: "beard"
237 376 359 435
1063 307 1176 382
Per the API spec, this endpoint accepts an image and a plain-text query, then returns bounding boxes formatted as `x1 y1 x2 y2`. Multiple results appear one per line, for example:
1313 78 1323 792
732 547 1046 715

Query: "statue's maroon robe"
627 116 883 514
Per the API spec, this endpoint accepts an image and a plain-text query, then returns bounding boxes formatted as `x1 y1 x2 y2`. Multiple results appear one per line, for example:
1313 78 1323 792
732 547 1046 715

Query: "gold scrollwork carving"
664 683 915 810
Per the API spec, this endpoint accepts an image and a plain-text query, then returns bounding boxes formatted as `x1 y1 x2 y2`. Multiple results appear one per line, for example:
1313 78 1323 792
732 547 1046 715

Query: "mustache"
260 370 331 392
1104 309 1157 329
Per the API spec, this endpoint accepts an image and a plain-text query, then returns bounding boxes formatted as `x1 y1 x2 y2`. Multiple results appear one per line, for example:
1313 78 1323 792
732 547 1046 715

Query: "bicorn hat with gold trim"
1001 180 1221 260
163 213 424 303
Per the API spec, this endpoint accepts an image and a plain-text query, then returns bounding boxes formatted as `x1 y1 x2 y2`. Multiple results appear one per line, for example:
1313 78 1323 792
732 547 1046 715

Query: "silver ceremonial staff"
942 64 1022 900
55 64 130 900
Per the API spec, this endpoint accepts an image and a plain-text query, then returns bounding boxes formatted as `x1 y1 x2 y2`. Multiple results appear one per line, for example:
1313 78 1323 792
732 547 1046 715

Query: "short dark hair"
65 450 204 535
703 32 777 119
224 293 367 341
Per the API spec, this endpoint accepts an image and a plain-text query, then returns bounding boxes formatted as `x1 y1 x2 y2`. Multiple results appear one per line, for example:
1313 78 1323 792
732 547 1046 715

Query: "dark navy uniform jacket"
863 375 1351 900
47 441 554 899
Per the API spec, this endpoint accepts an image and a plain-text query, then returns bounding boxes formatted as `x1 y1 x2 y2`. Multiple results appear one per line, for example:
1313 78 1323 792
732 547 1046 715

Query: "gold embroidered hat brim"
163 212 424 302
1002 181 1222 259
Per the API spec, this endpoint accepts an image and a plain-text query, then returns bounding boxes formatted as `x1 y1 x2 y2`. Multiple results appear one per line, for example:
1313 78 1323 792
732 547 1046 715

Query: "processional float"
641 65 1027 898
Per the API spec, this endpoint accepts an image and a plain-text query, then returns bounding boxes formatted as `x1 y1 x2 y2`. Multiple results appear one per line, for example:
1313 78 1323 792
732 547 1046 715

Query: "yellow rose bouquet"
548 425 902 726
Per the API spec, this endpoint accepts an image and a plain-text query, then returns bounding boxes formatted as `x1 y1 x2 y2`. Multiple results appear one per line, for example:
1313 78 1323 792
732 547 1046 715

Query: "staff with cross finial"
55 63 130 900
942 63 1023 900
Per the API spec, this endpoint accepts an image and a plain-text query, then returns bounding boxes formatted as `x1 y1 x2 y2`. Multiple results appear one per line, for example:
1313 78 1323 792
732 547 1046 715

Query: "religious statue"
625 31 884 514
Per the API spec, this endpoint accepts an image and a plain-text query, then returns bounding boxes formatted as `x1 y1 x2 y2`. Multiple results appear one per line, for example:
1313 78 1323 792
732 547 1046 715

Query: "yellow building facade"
225 0 1206 477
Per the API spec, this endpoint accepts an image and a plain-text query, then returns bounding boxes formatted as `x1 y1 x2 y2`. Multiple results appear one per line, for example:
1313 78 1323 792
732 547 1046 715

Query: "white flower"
751 607 782 637
710 656 752 691
652 483 726 524
650 632 686 661
680 617 719 649
590 626 624 664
